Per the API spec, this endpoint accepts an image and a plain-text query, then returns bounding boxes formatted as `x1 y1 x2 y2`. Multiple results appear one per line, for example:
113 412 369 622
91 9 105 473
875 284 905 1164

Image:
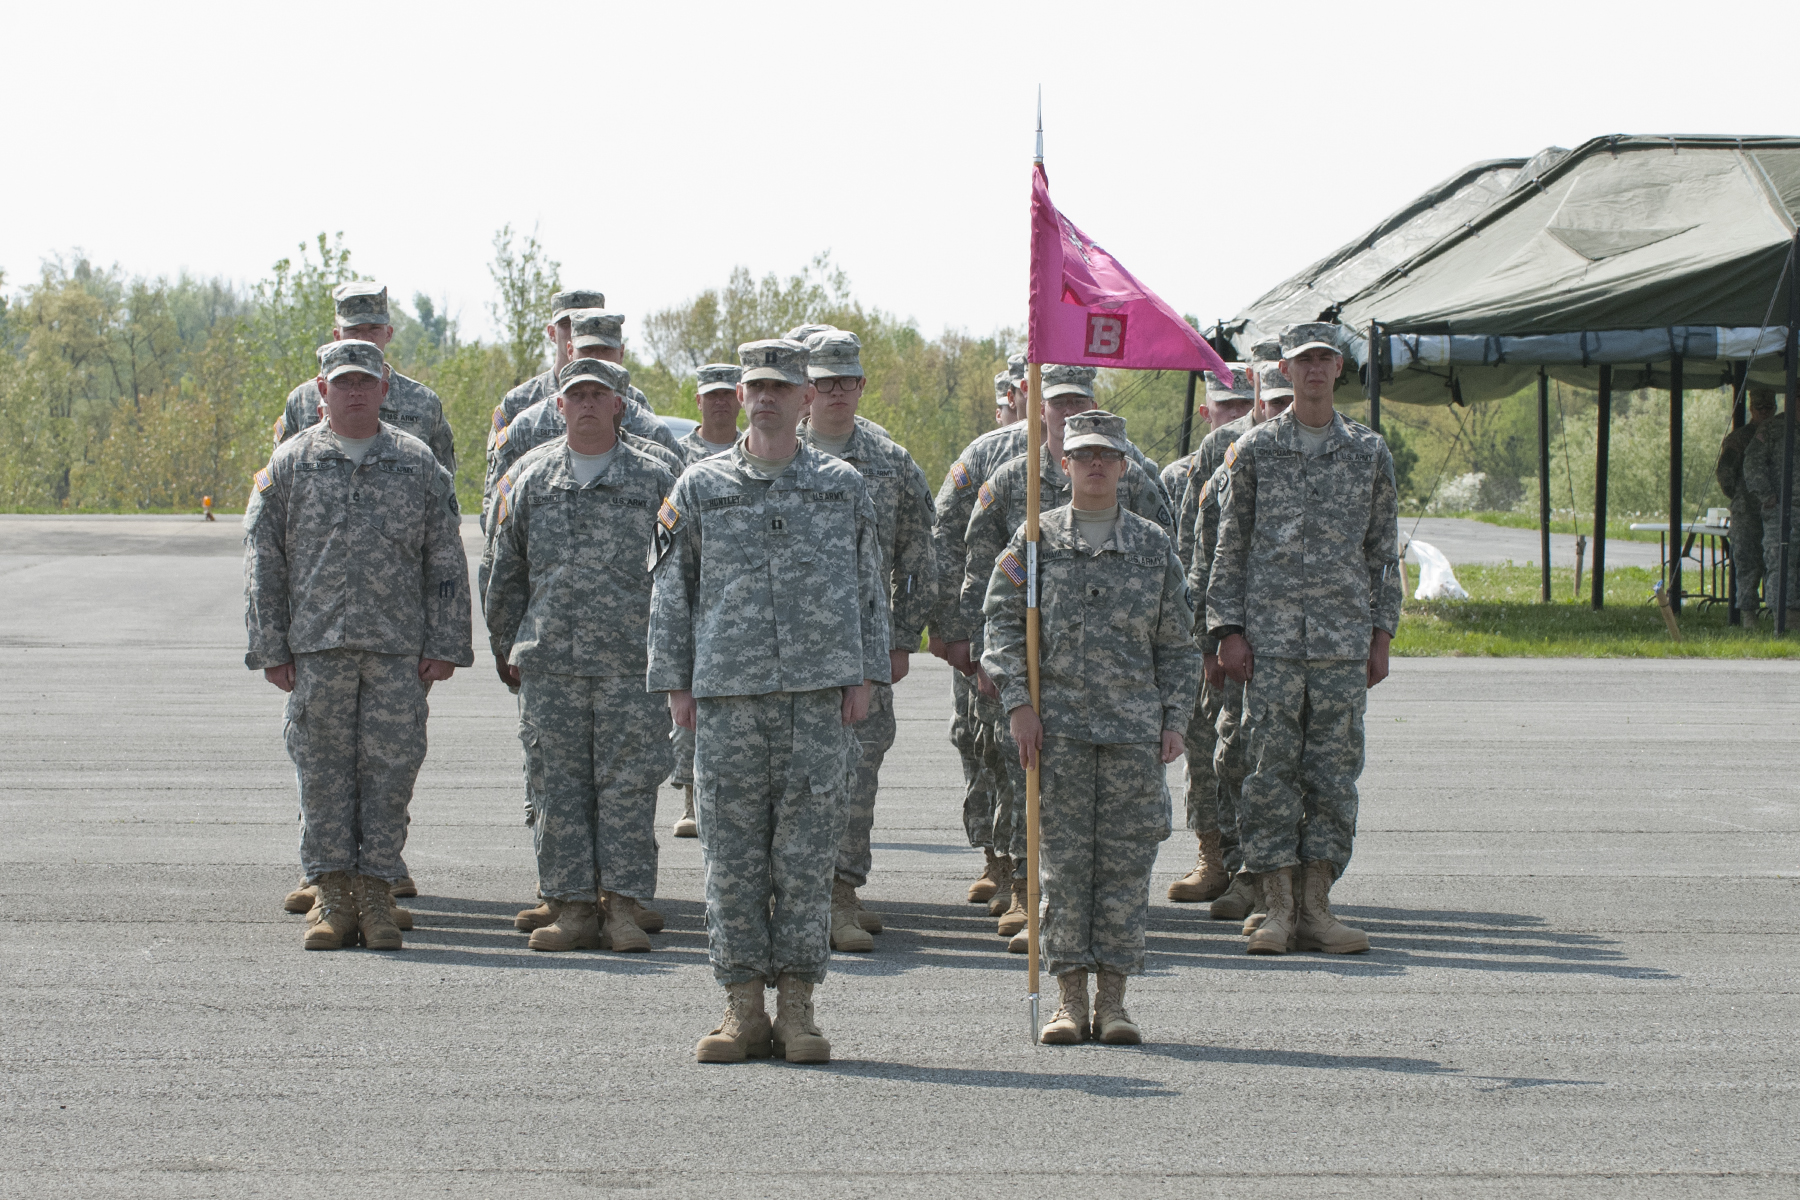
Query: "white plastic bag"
1408 538 1469 601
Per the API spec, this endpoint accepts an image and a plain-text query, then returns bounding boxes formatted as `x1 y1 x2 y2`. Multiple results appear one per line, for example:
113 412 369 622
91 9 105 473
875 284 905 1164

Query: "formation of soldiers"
244 281 1401 1058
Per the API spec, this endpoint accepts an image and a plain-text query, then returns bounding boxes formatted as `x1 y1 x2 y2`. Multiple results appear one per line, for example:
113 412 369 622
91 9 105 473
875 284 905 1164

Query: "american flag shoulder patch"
491 405 507 434
999 549 1027 587
493 474 514 525
657 496 680 531
1225 441 1239 468
254 467 273 493
270 416 284 445
976 480 997 511
950 461 971 489
494 421 511 450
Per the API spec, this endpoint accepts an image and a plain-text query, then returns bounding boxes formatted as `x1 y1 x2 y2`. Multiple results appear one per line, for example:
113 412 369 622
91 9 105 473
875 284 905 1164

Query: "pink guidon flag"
1029 163 1230 376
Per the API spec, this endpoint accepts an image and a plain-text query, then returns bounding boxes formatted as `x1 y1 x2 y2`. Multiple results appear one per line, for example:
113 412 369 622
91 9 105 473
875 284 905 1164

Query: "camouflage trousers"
952 670 994 848
1182 676 1222 835
835 683 897 889
696 689 851 987
519 672 664 904
1212 676 1247 875
1038 736 1170 977
976 689 1017 857
668 722 696 789
285 649 428 883
1239 658 1365 874
1760 508 1798 610
1733 496 1764 609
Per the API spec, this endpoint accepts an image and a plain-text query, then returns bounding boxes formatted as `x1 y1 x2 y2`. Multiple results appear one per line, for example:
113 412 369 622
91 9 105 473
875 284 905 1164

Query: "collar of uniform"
547 439 640 490
729 439 823 488
1048 503 1152 556
1037 446 1069 485
1269 408 1352 455
800 418 873 462
302 421 401 462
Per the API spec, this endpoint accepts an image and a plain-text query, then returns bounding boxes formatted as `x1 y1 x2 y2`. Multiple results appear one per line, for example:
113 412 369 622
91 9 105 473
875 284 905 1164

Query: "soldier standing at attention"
483 358 677 953
983 411 1197 1044
666 362 745 841
483 290 607 528
1720 388 1777 618
649 339 890 1065
246 339 472 951
796 331 938 953
1208 323 1400 956
276 283 456 476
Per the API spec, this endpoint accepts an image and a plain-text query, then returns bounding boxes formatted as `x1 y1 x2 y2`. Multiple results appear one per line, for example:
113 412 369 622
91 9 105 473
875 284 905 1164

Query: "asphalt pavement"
1 515 1796 1198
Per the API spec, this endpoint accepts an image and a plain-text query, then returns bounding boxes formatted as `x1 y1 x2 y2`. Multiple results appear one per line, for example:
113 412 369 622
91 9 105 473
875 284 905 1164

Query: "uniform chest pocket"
701 501 768 570
359 464 428 543
1313 452 1378 511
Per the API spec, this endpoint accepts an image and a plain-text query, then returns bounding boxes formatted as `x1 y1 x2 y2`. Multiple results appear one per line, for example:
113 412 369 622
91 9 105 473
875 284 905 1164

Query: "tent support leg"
1669 355 1684 613
1593 365 1611 611
1780 234 1800 635
1730 364 1748 624
1178 371 1198 458
1367 320 1382 434
1537 367 1551 603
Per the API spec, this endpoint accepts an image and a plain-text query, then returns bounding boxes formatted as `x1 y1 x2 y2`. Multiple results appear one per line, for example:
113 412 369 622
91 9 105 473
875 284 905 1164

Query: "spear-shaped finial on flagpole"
1034 86 1044 165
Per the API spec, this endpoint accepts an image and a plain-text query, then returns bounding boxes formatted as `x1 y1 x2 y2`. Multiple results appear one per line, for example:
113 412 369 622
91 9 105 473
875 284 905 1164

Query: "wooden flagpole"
1024 94 1044 1043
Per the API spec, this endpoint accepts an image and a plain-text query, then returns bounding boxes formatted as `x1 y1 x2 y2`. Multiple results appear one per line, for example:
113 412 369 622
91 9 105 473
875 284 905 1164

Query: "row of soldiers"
244 280 1399 1056
1715 387 1796 618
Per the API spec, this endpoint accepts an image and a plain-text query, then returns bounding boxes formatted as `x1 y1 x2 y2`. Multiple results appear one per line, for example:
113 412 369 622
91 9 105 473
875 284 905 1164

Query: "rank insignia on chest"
976 481 997 511
951 461 971 489
999 549 1027 587
657 497 680 531
254 467 273 493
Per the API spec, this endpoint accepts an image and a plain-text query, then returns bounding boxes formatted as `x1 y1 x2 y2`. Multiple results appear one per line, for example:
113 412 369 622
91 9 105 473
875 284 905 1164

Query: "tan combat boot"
1039 969 1090 1044
600 891 651 953
968 847 1005 904
1092 971 1142 1044
283 878 317 914
1209 871 1258 922
1167 831 1229 902
612 894 664 935
829 879 873 952
1242 876 1270 935
997 876 1029 938
695 981 773 1063
772 975 831 1064
1295 860 1370 954
853 890 882 934
514 898 553 932
672 784 698 838
1245 868 1297 955
355 876 403 951
311 891 410 931
529 899 603 951
302 871 359 950
391 876 417 899
986 856 1015 917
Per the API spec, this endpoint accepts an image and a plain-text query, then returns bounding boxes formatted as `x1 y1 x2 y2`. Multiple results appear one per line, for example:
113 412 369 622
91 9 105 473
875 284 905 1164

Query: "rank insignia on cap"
976 480 996 511
764 350 778 365
657 496 680 531
950 461 971 489
491 405 507 434
254 467 273 493
999 549 1027 587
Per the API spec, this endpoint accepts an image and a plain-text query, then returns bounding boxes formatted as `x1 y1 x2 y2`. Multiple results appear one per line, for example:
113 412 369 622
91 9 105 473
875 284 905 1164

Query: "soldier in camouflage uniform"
487 288 608 448
486 310 683 528
1208 323 1401 957
1725 389 1779 617
483 358 677 953
245 339 472 952
1159 366 1252 906
793 331 939 953
983 411 1197 1045
648 338 891 1065
667 363 746 840
275 283 456 476
962 374 1175 950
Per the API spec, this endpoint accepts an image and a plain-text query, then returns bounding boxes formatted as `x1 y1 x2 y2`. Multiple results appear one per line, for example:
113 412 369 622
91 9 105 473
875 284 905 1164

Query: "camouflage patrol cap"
1007 352 1028 384
551 290 606 322
1256 361 1294 400
1041 363 1098 400
333 282 390 329
1061 409 1129 453
784 323 836 343
806 330 864 379
993 370 1013 404
559 356 630 396
696 363 743 395
1281 322 1343 359
1249 338 1282 363
318 338 385 381
569 310 626 350
1204 364 1252 402
738 339 811 386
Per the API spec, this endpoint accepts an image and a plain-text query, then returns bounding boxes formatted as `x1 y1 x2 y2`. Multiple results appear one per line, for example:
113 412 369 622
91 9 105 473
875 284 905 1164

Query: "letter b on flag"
1086 314 1126 359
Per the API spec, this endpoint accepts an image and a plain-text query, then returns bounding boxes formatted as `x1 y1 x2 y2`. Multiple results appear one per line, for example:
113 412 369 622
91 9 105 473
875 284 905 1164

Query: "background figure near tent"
1208 324 1399 958
1720 389 1778 616
1741 392 1799 621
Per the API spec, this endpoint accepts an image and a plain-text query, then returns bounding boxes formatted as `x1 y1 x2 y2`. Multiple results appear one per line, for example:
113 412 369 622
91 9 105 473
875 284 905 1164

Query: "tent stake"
1537 368 1551 603
1669 354 1684 613
1593 365 1611 611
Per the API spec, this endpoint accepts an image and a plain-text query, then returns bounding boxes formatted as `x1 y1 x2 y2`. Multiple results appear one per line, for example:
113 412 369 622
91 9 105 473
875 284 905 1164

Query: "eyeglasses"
815 376 863 394
1066 448 1124 463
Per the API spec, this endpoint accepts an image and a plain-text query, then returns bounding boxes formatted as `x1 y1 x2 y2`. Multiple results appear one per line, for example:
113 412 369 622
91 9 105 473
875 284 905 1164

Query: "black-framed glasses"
1066 447 1124 463
815 376 863 394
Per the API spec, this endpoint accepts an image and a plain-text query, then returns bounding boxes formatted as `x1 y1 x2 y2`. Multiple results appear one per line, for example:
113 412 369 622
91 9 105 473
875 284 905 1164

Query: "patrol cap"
333 282 390 329
1205 364 1252 402
738 338 811 386
1061 409 1129 453
1041 363 1098 400
1249 338 1282 363
551 289 606 322
806 330 864 379
570 310 626 349
1750 389 1777 412
318 338 385 381
1281 322 1343 359
1007 352 1028 384
696 363 742 395
1256 361 1294 400
559 357 630 396
784 323 836 343
993 370 1013 403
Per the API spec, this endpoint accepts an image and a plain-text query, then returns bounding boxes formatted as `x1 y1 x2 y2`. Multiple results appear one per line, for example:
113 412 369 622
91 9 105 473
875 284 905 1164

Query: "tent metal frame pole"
1178 371 1198 457
1593 365 1611 610
1367 320 1382 433
1669 354 1684 613
1729 363 1748 624
1732 362 1748 430
1780 233 1800 635
1537 367 1551 603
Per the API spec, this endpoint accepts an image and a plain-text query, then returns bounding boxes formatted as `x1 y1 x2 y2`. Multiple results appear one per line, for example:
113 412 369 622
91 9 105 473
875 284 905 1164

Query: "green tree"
488 224 560 386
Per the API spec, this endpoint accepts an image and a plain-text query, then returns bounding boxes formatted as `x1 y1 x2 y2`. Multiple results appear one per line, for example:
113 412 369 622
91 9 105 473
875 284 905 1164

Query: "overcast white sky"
3 0 1793 354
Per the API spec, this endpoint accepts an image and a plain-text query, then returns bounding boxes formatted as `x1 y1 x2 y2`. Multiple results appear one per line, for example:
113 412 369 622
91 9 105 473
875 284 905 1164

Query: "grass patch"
1396 564 1797 658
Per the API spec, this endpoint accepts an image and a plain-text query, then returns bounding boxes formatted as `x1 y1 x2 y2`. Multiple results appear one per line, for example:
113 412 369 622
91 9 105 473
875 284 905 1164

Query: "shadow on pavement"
825 1060 1176 1097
